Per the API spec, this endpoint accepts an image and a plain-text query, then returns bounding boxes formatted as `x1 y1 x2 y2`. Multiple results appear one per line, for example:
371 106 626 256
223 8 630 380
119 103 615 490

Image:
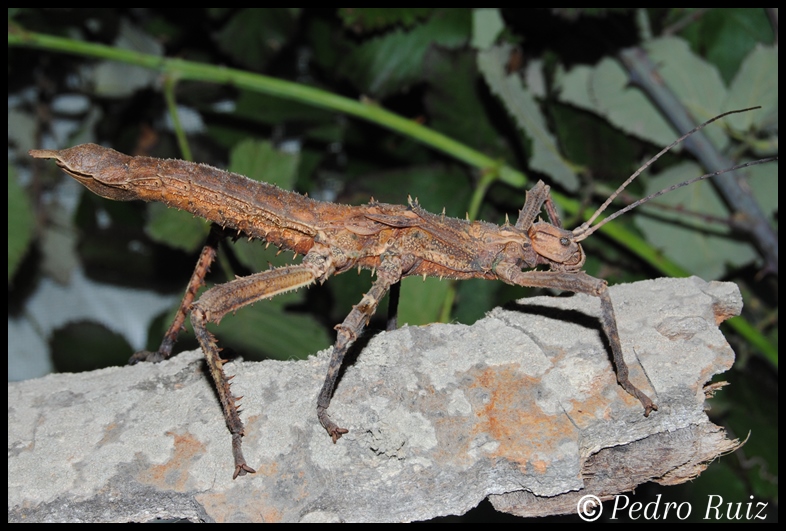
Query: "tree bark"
8 277 742 522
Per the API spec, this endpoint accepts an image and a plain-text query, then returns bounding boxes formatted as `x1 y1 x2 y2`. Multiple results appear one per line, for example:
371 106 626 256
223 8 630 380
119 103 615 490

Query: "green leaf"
232 90 335 126
478 44 579 191
645 37 729 147
339 9 471 98
224 139 301 270
559 58 676 148
399 276 451 326
680 8 774 83
351 164 472 218
635 162 758 279
424 48 510 161
559 37 730 150
155 282 330 362
471 8 504 49
229 237 303 279
51 322 132 372
338 8 434 33
214 9 298 71
705 362 778 500
146 203 210 253
208 289 330 361
452 278 499 325
327 268 452 332
8 164 36 283
550 104 639 187
725 45 779 131
746 160 778 223
228 138 300 190
92 20 162 98
148 135 293 255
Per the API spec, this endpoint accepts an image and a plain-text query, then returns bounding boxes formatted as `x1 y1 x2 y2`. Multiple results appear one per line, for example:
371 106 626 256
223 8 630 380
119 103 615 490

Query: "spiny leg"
190 313 255 479
597 290 657 415
129 224 224 364
515 180 550 231
496 266 657 416
541 186 565 229
191 263 319 478
317 256 403 441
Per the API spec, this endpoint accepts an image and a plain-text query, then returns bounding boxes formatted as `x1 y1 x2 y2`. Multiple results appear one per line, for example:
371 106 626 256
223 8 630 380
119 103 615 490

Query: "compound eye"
560 237 569 246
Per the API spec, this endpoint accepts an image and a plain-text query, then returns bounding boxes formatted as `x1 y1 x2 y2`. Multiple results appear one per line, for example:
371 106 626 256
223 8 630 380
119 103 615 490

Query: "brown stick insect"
30 108 776 479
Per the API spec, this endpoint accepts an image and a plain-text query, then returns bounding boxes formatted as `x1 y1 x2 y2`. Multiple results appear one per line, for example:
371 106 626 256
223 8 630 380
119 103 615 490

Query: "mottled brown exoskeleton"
30 108 776 479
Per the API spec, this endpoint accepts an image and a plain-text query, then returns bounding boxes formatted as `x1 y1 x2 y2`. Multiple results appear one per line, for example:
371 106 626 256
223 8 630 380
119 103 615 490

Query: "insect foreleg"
596 289 657 416
317 255 403 442
495 267 657 416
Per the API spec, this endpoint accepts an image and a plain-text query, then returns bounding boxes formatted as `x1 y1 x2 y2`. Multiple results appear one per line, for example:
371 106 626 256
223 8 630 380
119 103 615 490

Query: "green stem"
9 28 525 188
467 170 498 222
726 317 778 368
162 76 193 162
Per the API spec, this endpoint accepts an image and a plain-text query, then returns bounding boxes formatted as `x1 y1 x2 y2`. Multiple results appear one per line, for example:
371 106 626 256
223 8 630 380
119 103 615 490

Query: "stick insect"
30 107 776 479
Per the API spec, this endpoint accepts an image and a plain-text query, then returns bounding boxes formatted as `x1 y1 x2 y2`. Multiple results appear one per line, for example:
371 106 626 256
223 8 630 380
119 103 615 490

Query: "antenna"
571 107 776 242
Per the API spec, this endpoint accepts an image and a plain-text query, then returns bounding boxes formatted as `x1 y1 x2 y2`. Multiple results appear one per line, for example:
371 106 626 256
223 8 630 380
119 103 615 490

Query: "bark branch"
619 46 778 274
8 277 742 522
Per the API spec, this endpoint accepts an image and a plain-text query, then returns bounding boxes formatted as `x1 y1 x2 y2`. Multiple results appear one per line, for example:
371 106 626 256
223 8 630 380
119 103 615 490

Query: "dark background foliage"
8 8 777 521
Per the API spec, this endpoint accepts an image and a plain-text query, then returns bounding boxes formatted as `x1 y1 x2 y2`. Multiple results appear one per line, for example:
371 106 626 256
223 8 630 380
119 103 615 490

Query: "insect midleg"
317 255 403 441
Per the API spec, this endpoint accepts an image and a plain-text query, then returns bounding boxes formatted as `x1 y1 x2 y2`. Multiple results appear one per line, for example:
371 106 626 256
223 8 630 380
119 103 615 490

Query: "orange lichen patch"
196 491 282 523
570 363 654 421
711 301 739 325
467 364 577 473
565 398 603 427
137 431 206 490
254 506 284 524
98 421 122 446
250 461 278 476
567 387 615 425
